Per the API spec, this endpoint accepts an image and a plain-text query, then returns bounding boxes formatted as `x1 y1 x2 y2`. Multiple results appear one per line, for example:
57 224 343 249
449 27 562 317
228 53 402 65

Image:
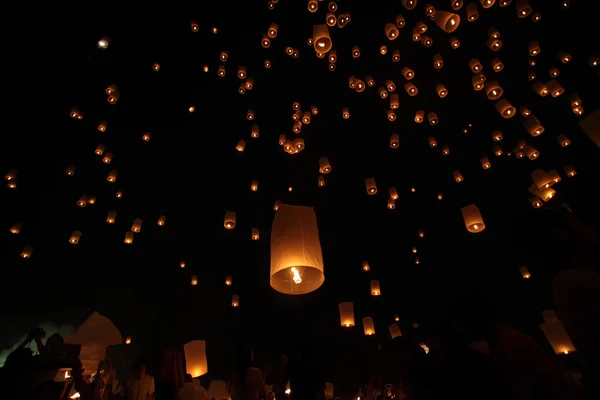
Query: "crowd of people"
1 205 598 400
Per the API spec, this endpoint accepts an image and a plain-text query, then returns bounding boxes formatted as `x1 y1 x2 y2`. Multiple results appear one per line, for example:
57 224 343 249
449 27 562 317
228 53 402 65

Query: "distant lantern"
319 157 332 174
224 211 236 229
453 171 464 183
363 317 376 335
98 121 108 132
97 36 110 49
390 133 400 148
405 82 418 96
20 245 33 258
264 59 271 68
415 110 425 123
103 153 113 164
434 11 460 32
396 14 406 28
10 222 22 234
157 215 166 226
329 50 337 63
387 198 396 210
564 165 576 177
378 87 388 98
491 58 504 72
106 211 117 224
428 136 438 147
481 0 495 8
389 187 399 200
519 266 531 279
311 105 319 115
451 0 463 10
516 0 532 18
546 80 564 97
268 23 278 38
225 275 232 286
251 124 259 139
433 53 443 69
385 23 399 40
436 84 448 98
389 324 403 339
442 145 450 155
495 99 516 118
326 13 337 26
402 67 414 80
236 139 246 152
528 40 541 56
370 280 381 296
493 146 503 156
557 134 571 147
317 175 325 187
466 2 479 21
95 144 105 155
246 110 255 121
524 115 544 136
184 340 208 378
65 165 76 176
380 45 388 55
450 37 460 49
520 106 531 117
548 66 560 78
391 49 400 62
481 157 491 169
250 180 259 192
191 275 198 286
251 228 260 240
488 38 502 51
365 178 377 195
217 65 225 77
428 112 439 125
402 0 416 10
261 34 271 48
142 132 152 141
469 58 483 72
270 204 325 295
362 261 371 272
366 76 375 87
313 24 332 53
387 110 397 121
69 230 82 244
107 170 117 183
219 51 228 61
385 80 396 92
124 232 134 244
190 21 199 32
152 63 160 71
461 204 485 233
485 81 503 100
339 302 355 327
308 0 318 12
131 218 143 233
351 46 360 58
342 107 350 119
231 294 240 307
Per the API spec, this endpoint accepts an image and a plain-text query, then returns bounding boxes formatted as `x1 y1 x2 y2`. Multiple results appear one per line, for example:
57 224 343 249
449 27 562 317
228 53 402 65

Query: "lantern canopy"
270 204 325 294
184 340 208 378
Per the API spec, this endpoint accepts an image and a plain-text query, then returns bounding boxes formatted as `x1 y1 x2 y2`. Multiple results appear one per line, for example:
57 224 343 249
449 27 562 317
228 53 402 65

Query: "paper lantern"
370 280 381 296
325 383 334 399
319 157 332 174
389 324 403 339
362 261 370 272
495 99 516 118
451 0 463 10
124 232 134 244
363 317 376 335
564 165 577 177
313 24 332 53
450 37 460 49
524 115 544 136
339 302 355 327
516 0 532 18
10 222 22 234
466 2 479 21
131 218 143 233
434 11 460 32
224 211 236 229
232 294 239 307
461 204 485 233
390 133 400 148
385 23 399 40
519 266 531 279
365 178 377 194
184 340 208 378
402 0 416 10
270 204 324 295
20 244 33 258
540 321 576 355
428 137 438 147
106 211 117 224
69 230 82 244
191 275 198 286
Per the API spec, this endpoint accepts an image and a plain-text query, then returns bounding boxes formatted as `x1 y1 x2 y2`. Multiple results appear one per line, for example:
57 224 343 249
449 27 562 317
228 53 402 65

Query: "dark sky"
2 0 599 391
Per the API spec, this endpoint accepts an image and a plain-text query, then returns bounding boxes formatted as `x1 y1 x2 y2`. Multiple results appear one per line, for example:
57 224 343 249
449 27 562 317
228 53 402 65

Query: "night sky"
2 0 600 391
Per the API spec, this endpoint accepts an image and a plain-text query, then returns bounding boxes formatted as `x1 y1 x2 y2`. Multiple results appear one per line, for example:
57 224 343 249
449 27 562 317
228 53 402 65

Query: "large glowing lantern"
461 204 485 233
184 340 208 378
270 204 324 294
434 11 460 32
339 301 355 327
539 311 576 355
313 24 332 53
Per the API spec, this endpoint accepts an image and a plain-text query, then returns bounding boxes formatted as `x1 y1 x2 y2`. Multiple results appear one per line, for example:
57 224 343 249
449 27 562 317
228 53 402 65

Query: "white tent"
65 311 122 374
